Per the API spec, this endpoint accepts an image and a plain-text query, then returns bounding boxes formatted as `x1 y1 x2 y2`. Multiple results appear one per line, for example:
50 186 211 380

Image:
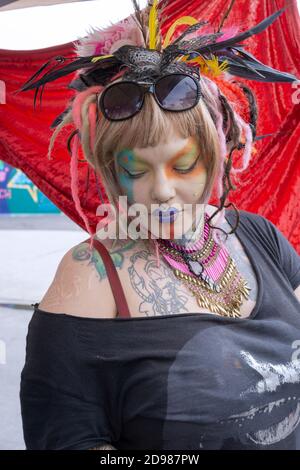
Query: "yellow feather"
149 0 159 49
162 16 198 49
91 54 114 63
180 54 229 77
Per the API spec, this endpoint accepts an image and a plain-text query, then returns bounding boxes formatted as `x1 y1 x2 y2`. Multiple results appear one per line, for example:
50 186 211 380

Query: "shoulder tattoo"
72 239 136 281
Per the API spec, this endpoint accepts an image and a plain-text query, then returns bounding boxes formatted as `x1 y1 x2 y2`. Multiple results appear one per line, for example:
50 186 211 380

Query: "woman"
20 1 300 450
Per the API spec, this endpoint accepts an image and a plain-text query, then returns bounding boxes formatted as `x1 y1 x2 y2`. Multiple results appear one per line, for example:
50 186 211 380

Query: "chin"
147 212 191 240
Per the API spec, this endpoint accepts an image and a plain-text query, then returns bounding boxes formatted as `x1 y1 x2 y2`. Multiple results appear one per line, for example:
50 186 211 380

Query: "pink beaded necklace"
156 212 251 318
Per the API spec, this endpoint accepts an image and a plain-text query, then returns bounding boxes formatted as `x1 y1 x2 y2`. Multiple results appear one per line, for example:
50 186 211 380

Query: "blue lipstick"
153 207 179 223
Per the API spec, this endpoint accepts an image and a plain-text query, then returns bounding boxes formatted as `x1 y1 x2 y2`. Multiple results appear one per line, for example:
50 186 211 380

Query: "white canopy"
0 0 147 49
0 1 92 11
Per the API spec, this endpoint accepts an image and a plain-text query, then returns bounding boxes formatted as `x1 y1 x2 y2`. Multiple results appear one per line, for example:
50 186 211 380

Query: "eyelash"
123 158 198 179
175 159 198 174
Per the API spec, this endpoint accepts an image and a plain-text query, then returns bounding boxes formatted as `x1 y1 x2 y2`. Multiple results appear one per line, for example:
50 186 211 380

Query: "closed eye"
173 157 199 174
121 167 146 179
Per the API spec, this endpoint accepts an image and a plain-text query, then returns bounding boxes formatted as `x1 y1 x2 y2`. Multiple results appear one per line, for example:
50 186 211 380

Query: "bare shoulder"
38 237 137 318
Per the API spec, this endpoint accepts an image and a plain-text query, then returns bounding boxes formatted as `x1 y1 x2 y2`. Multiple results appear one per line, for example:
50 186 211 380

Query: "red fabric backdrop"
0 0 299 250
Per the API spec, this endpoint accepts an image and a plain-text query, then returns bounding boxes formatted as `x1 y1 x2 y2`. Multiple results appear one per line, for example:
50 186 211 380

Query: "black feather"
19 56 118 92
218 51 267 79
178 32 224 50
196 8 286 54
224 57 297 82
172 20 208 45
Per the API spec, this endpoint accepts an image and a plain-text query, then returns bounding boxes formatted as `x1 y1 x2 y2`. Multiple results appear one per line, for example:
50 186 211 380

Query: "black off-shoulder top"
20 210 300 450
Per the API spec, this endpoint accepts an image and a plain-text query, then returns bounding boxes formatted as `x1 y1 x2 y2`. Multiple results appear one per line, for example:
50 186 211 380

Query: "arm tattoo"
128 250 189 316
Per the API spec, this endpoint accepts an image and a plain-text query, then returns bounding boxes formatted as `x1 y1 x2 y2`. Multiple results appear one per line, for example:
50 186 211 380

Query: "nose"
151 168 176 204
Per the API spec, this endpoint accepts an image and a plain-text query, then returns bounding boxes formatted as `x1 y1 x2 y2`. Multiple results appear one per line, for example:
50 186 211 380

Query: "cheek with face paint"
187 163 207 203
165 158 208 205
115 150 147 205
117 168 135 204
115 150 135 204
192 161 208 202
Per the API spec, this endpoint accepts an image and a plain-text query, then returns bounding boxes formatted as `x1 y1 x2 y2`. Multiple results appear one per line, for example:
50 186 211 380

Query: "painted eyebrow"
131 141 199 165
168 141 199 165
116 150 147 168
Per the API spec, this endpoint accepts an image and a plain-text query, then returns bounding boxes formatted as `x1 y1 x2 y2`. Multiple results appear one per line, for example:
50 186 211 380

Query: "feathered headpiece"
19 0 297 128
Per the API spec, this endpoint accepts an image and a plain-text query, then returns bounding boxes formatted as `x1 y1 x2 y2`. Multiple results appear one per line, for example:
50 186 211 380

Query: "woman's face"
113 127 208 239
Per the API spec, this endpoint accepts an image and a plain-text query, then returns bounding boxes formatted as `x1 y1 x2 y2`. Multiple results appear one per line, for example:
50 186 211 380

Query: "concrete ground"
0 214 87 449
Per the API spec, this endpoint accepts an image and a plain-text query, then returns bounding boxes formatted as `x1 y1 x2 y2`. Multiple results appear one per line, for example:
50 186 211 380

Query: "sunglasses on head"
98 73 202 121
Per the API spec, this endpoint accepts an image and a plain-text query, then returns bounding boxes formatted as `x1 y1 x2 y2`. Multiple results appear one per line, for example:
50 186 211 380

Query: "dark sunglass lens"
155 75 199 110
101 83 143 120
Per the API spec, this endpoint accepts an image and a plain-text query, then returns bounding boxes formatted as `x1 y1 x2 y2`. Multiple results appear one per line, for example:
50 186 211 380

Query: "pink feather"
75 15 145 58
